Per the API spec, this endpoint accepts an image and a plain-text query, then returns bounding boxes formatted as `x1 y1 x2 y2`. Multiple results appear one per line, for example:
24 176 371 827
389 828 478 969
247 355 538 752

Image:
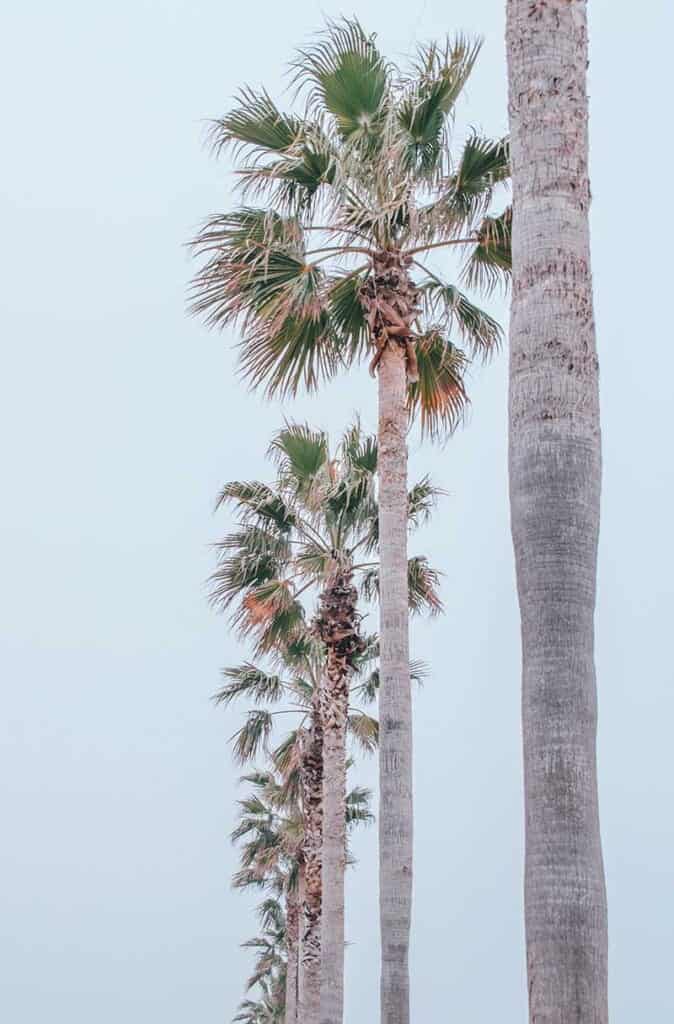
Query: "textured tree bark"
297 863 305 1014
377 341 412 1024
319 703 346 1024
506 2 609 1021
315 571 365 1024
285 885 300 1024
299 706 324 1024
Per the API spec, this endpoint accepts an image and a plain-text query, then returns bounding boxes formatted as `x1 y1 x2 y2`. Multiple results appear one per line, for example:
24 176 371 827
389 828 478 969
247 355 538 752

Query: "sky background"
1 1 673 1020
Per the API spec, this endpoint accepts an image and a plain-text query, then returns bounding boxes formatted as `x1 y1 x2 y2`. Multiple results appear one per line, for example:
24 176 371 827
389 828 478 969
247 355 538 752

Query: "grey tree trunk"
299 709 323 1024
506 2 609 1020
297 863 305 1014
319 704 346 1024
285 883 300 1024
315 571 365 1024
377 341 412 1024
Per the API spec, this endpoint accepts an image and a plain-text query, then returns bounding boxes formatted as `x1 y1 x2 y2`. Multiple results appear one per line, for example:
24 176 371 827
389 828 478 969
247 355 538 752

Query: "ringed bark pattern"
299 697 324 1024
362 252 415 1024
506 1 609 1020
314 569 366 1024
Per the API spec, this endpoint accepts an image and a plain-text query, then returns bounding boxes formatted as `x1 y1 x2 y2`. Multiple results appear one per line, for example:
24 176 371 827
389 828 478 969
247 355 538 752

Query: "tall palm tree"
191 24 509 1020
231 766 373 1024
505 3 608 1020
211 420 441 1024
230 771 302 1024
223 643 377 1024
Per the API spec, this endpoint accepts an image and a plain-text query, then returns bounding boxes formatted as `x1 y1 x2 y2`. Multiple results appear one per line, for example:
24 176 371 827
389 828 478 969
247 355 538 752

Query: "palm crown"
190 18 510 436
210 420 443 659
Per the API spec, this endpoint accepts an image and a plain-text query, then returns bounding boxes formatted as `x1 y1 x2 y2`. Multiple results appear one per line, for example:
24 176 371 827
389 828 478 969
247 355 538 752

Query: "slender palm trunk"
506 2 608 1020
377 339 412 1024
315 571 365 1024
361 252 417 1024
319 695 347 1024
299 705 323 1024
297 863 305 1013
285 884 300 1024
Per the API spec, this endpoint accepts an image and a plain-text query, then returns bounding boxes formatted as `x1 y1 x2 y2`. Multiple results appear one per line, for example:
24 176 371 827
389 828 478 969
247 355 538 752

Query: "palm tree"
211 420 441 1024
505 3 608 1021
230 771 302 1024
231 767 373 1024
190 23 509 1021
223 644 377 1024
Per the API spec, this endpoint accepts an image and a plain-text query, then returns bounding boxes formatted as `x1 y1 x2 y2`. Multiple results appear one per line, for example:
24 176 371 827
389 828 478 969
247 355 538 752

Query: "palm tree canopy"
190 18 510 437
210 419 443 662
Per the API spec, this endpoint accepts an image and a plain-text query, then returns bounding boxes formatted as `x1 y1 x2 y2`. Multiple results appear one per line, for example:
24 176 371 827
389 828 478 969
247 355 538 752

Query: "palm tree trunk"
297 863 305 1013
285 884 300 1024
299 707 323 1024
377 341 412 1024
506 2 609 1020
315 571 365 1024
319 701 347 1024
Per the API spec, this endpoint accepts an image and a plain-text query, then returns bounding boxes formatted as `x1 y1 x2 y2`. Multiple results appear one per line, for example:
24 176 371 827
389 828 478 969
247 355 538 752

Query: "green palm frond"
293 18 390 143
351 656 428 703
215 480 296 532
345 785 375 825
419 276 503 359
234 580 306 655
233 710 274 764
408 329 468 439
215 664 288 707
209 87 305 159
238 307 343 399
327 271 370 361
461 205 512 294
351 668 379 704
268 423 329 495
347 710 379 752
398 35 482 179
407 555 443 615
407 475 444 529
360 556 442 615
209 551 282 612
271 729 302 778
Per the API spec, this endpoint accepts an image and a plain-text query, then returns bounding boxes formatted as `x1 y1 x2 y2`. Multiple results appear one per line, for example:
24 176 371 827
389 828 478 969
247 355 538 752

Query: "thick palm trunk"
299 707 323 1024
315 572 365 1024
377 339 412 1024
506 2 608 1020
285 884 300 1024
361 253 417 1024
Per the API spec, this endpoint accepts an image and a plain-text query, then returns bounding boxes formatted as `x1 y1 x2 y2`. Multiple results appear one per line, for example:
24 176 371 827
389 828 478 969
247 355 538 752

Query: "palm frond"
268 423 329 495
235 580 306 655
407 555 443 615
293 18 390 143
238 307 344 399
327 271 370 362
461 205 512 295
215 664 287 707
215 480 295 533
345 785 375 825
347 711 379 753
418 275 503 360
407 329 468 439
398 35 482 179
209 551 282 612
407 475 444 529
233 710 274 764
209 87 305 159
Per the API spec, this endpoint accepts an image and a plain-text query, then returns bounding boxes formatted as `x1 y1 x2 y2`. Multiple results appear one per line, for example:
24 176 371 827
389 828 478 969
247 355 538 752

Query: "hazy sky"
1 1 673 1021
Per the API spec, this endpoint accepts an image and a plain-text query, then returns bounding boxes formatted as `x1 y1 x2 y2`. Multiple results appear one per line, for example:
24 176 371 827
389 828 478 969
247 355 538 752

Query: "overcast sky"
1 1 673 1021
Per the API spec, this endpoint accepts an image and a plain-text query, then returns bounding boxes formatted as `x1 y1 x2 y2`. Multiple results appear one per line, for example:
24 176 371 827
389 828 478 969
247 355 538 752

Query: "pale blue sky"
1 1 672 1021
